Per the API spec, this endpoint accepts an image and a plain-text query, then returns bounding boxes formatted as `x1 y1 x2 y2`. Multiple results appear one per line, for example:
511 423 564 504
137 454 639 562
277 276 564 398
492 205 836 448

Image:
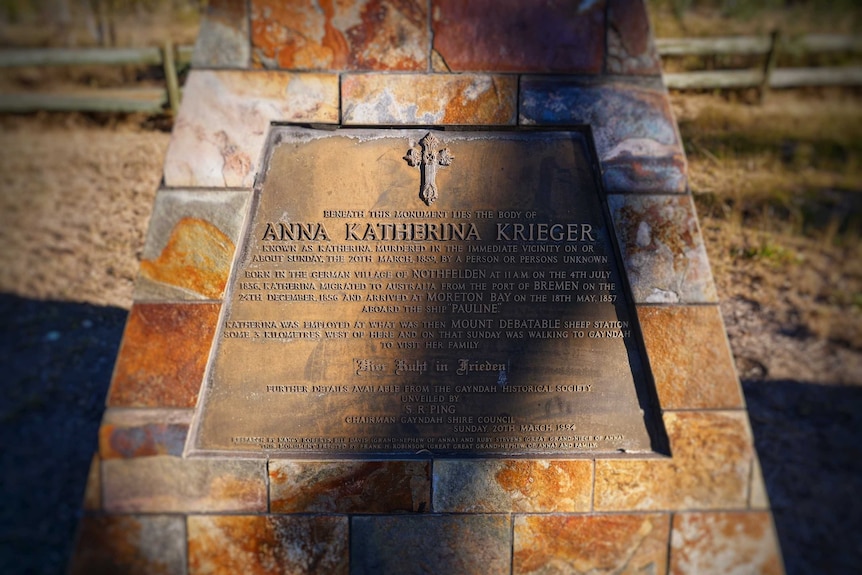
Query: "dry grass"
673 91 862 350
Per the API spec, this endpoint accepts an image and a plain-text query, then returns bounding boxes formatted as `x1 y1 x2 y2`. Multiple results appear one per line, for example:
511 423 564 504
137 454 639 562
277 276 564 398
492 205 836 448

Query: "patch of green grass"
732 237 799 264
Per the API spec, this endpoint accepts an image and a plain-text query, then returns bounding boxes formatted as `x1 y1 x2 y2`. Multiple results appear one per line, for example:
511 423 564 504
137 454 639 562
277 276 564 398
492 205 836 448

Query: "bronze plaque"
189 127 660 457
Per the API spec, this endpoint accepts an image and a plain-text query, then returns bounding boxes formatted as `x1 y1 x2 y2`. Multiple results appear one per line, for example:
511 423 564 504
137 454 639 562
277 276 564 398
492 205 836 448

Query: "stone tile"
136 190 250 301
99 409 193 459
69 515 186 575
432 0 605 73
103 456 266 513
351 515 510 575
433 459 592 513
595 411 753 511
670 512 783 574
83 454 101 511
107 303 220 408
513 513 670 575
608 194 718 304
342 74 517 125
637 305 743 409
188 515 349 575
164 70 338 187
270 460 429 513
520 77 687 193
607 0 662 75
750 454 770 510
251 0 428 71
192 0 250 68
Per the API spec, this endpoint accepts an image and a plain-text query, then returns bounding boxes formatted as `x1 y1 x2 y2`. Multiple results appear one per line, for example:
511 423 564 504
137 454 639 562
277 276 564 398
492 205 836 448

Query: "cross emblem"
403 132 454 205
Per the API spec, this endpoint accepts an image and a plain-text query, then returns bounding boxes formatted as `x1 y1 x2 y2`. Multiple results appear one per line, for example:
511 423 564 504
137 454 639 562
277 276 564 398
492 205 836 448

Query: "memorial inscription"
188 127 660 457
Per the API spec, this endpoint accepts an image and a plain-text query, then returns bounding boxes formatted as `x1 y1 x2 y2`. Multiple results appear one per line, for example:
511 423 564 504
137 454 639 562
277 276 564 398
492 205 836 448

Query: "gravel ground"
0 116 860 574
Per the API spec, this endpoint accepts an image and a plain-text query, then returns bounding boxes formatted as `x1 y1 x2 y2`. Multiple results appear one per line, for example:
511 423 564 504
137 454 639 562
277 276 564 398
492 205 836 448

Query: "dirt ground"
0 91 860 573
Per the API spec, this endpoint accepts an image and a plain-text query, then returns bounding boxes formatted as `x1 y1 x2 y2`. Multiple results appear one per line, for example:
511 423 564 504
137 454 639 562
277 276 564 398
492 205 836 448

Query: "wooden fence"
657 33 862 91
0 42 191 114
0 33 859 113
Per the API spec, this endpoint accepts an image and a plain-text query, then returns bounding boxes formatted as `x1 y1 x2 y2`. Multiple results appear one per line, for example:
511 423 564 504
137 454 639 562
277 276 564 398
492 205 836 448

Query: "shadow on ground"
744 378 862 575
1 291 861 574
0 293 126 575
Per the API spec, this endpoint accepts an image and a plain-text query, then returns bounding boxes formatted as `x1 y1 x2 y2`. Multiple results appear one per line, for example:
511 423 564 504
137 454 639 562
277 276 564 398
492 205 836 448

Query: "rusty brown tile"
670 512 784 574
607 0 662 75
269 460 429 513
188 515 349 575
69 515 186 575
163 70 338 187
608 194 717 303
139 218 233 299
433 459 592 513
637 305 743 409
351 515 511 575
595 411 753 511
432 0 605 73
251 0 428 71
513 514 670 575
103 456 266 513
98 409 192 459
135 190 250 301
342 74 517 125
107 303 219 408
192 0 250 68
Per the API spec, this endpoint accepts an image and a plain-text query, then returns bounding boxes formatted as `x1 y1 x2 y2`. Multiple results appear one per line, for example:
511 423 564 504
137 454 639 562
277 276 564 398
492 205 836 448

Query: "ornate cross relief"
404 132 454 205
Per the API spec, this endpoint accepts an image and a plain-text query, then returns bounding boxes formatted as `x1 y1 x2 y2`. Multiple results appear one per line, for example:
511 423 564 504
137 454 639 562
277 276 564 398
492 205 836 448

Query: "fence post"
162 40 181 116
759 29 781 103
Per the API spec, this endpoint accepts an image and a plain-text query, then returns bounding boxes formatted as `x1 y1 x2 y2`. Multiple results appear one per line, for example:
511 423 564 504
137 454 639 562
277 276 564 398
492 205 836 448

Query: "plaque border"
185 124 671 460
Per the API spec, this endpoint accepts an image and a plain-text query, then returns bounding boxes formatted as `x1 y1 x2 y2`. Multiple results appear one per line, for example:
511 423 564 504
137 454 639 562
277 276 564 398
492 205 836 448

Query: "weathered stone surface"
192 0 250 68
342 74 517 124
103 456 266 513
433 460 592 513
69 515 186 575
99 409 192 459
513 514 670 575
432 0 605 73
595 411 753 511
637 305 743 408
351 515 510 574
83 455 101 511
108 303 220 407
607 0 662 75
520 78 686 192
136 190 250 301
164 70 338 187
188 515 349 575
269 460 430 513
251 0 428 71
750 455 770 510
670 512 783 574
608 194 717 304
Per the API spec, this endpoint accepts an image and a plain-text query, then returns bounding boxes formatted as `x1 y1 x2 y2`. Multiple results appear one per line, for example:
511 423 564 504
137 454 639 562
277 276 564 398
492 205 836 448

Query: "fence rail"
0 43 191 114
656 33 862 91
0 33 859 114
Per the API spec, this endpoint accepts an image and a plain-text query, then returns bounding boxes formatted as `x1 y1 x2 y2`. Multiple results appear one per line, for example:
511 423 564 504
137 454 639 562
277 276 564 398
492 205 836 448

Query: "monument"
70 1 783 573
